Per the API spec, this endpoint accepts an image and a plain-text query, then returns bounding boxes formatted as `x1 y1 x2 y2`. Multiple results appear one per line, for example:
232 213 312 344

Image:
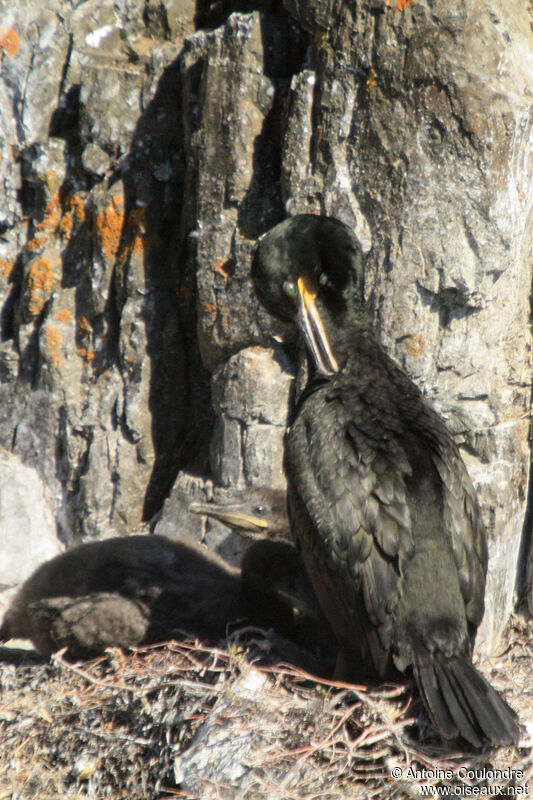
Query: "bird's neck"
318 302 375 368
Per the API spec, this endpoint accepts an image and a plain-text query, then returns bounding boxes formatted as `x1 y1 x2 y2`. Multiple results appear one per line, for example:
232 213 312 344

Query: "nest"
1 615 532 800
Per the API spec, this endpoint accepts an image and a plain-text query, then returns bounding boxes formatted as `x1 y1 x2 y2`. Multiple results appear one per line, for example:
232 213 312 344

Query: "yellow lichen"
26 236 47 253
95 195 125 260
36 192 61 234
26 257 56 316
0 27 19 58
0 258 14 280
59 194 86 236
55 309 73 323
76 347 96 363
45 325 64 367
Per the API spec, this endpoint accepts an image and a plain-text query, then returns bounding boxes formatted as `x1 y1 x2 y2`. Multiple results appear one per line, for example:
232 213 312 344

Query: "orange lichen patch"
76 347 96 363
26 236 47 253
402 333 426 357
396 0 417 9
59 194 86 236
26 257 56 316
45 326 65 368
214 258 235 279
25 191 86 247
0 27 19 58
95 195 125 261
55 309 73 323
36 192 61 234
69 195 86 219
366 68 377 92
59 215 74 236
0 258 14 280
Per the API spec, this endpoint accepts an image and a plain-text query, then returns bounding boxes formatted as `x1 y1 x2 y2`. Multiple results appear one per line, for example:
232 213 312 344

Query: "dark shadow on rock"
55 4 308 523
117 53 213 522
121 7 307 520
237 11 308 240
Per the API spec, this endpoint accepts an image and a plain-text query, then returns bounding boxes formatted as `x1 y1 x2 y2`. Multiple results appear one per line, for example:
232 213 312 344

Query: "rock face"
0 449 62 588
0 448 63 624
0 0 531 654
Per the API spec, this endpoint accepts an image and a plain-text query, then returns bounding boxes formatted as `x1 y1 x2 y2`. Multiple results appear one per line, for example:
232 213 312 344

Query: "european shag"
192 487 334 665
189 486 290 539
0 532 315 659
252 214 519 747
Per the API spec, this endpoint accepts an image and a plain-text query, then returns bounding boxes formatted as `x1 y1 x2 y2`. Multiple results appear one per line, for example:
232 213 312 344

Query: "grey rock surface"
0 0 531 664
210 346 295 489
175 667 309 797
0 448 63 625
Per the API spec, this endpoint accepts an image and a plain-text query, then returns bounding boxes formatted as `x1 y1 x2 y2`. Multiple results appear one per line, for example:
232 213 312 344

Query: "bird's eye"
254 505 267 516
283 281 298 298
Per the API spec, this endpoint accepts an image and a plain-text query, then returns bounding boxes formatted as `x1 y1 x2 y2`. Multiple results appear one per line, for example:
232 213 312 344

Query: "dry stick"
52 648 134 691
53 646 223 697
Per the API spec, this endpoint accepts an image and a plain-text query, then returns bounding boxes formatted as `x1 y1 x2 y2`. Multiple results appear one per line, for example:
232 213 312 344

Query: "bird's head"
189 487 289 540
252 215 366 377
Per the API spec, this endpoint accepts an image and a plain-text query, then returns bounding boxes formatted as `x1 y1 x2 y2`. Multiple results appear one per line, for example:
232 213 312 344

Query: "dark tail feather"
414 655 519 748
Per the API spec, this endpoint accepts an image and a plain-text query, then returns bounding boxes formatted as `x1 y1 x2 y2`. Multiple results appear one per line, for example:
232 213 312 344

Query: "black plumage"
252 214 519 748
0 532 315 659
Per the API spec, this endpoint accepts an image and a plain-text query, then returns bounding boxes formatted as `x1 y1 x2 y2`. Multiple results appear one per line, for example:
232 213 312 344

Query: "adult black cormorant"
0 532 315 659
252 214 519 747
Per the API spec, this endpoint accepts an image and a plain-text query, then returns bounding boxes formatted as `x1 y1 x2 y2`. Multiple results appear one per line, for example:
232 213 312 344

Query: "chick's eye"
254 505 267 516
283 280 298 299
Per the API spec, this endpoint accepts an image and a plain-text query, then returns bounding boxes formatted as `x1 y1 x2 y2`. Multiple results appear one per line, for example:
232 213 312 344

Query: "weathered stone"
0 0 531 661
80 66 144 155
0 449 62 591
0 4 71 143
178 13 289 371
176 668 289 797
210 346 294 489
0 0 201 540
